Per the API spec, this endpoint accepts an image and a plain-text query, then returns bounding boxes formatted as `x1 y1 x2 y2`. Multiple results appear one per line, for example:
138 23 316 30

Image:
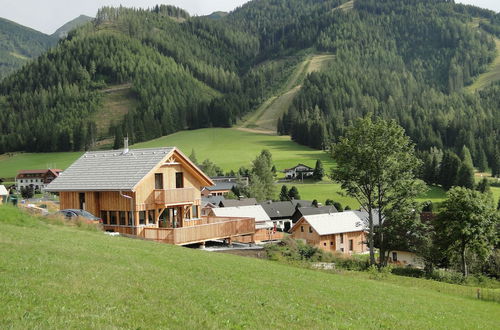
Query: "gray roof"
204 182 236 191
297 206 338 216
201 195 226 207
220 198 257 207
45 147 174 192
260 201 297 218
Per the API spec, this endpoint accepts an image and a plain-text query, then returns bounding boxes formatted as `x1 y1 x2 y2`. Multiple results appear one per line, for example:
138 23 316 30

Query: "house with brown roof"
15 169 62 191
45 141 255 245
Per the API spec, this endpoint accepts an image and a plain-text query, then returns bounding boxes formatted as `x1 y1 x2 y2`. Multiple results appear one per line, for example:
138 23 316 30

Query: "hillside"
51 15 93 39
1 206 499 328
0 17 55 79
0 0 498 170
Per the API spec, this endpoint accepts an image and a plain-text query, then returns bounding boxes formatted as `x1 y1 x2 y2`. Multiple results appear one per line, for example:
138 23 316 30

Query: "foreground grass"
1 206 499 329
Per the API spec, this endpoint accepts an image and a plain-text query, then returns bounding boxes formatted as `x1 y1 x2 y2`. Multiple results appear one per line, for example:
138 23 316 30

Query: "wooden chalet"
290 211 368 254
45 142 255 245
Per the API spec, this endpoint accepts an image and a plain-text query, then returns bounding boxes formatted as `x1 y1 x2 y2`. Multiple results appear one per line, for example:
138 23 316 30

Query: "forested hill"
0 0 499 172
52 15 94 39
0 18 56 79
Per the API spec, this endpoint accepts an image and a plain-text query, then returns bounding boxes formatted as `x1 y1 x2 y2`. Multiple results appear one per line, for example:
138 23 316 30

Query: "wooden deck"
104 216 255 245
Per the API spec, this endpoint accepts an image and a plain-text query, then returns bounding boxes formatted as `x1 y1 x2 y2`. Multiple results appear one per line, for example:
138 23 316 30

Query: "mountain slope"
0 0 499 171
0 17 56 79
51 15 93 39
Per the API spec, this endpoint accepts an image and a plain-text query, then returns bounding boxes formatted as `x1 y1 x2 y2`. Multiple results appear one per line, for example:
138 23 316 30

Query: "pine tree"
113 126 124 149
476 177 490 194
288 186 300 200
439 151 461 190
189 149 198 165
456 163 475 189
279 185 289 201
312 159 324 181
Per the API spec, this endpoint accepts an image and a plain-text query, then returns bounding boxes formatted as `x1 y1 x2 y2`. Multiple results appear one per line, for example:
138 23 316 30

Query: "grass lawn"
1 205 499 328
0 128 333 180
0 151 83 180
133 128 335 173
276 181 448 209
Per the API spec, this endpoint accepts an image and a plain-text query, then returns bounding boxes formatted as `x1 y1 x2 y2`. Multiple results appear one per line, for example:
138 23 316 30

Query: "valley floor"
1 206 499 328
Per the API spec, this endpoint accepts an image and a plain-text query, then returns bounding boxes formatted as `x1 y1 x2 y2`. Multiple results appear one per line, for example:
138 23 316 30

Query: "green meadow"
1 127 499 206
1 205 499 329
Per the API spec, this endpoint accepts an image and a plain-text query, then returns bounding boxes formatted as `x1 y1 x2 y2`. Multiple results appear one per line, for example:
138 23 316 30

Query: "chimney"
122 137 129 155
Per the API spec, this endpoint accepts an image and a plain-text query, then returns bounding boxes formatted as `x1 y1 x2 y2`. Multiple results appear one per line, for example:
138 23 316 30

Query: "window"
175 172 184 188
127 211 133 226
100 211 108 225
109 211 117 225
148 210 155 225
191 205 199 219
349 239 354 251
139 211 146 225
392 252 398 262
119 211 126 226
155 173 163 189
308 226 313 233
340 248 344 252
340 233 344 244
323 242 327 246
300 226 304 232
330 242 333 246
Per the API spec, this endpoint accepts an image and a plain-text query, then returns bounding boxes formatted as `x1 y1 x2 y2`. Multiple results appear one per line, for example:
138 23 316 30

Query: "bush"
391 267 425 278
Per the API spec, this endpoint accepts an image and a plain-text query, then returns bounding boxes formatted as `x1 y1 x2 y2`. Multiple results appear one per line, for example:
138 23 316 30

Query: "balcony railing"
154 188 198 205
143 217 255 245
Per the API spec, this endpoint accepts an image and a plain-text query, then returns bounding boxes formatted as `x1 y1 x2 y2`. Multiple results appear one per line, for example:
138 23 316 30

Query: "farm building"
210 205 283 242
290 211 369 254
283 164 314 180
15 169 62 191
45 141 255 245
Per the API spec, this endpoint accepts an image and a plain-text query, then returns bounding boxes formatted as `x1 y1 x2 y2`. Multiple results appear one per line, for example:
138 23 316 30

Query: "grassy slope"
1 206 499 329
93 84 138 138
241 54 335 132
467 37 500 91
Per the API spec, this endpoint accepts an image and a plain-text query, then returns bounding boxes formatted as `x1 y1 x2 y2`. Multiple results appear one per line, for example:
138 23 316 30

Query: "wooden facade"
54 148 256 245
290 218 366 254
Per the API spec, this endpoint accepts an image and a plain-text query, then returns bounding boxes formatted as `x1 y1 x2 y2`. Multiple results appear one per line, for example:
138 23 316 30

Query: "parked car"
55 209 102 223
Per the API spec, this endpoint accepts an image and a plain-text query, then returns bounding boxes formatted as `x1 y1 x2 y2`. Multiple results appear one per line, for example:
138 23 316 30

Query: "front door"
79 192 85 210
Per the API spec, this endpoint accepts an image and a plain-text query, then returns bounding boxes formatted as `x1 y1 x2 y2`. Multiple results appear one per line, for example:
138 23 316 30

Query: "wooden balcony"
154 188 198 205
142 217 255 245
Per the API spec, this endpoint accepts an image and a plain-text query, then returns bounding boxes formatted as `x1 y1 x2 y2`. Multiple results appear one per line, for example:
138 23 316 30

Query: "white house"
15 169 62 191
210 205 282 242
0 185 9 204
283 164 314 180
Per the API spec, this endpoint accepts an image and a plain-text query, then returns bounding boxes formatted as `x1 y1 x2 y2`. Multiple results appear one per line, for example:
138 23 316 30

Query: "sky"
0 0 499 35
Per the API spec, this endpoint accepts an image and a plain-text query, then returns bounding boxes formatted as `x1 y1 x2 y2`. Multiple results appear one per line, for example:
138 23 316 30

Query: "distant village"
0 139 421 268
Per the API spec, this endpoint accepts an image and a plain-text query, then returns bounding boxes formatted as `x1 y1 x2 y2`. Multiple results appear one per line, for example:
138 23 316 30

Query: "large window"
101 211 108 225
175 172 184 188
139 211 146 225
349 239 354 251
148 210 155 225
191 205 199 219
127 211 133 226
109 211 117 225
340 233 344 244
119 211 126 226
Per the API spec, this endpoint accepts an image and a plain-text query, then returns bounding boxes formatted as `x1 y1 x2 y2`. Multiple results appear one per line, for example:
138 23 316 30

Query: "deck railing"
143 217 255 245
154 188 198 205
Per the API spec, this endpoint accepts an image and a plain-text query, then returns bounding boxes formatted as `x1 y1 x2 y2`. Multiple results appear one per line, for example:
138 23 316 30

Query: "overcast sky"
0 0 499 35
